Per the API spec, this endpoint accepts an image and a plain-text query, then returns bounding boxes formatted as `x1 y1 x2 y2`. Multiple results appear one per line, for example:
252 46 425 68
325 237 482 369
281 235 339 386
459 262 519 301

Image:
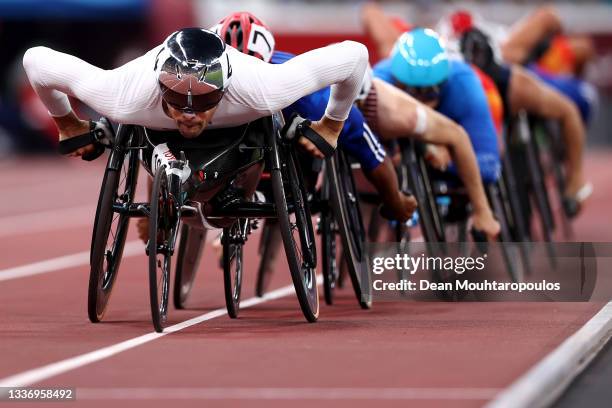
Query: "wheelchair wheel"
543 121 574 239
511 113 554 241
327 150 371 309
271 147 319 322
89 125 139 323
529 133 555 243
223 219 246 318
173 224 206 309
398 139 446 244
320 202 338 306
486 183 524 283
397 139 461 299
510 113 557 267
148 165 177 333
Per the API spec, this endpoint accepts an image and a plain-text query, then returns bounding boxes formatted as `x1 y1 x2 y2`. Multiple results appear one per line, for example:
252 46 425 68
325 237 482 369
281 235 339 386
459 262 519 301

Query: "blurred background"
1 0 611 155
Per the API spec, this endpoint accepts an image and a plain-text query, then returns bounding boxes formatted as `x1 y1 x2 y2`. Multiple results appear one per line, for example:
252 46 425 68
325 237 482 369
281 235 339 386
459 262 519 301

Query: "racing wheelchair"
253 148 372 309
88 113 319 332
393 138 527 291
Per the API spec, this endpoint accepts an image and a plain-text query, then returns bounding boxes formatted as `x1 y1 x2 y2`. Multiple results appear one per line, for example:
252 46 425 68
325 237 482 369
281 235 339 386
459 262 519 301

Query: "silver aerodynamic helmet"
155 28 232 112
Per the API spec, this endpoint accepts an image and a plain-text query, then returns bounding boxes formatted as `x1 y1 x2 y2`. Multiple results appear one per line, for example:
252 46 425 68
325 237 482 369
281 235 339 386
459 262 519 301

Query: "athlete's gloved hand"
283 113 342 159
424 144 452 171
309 116 343 149
471 209 501 242
58 117 115 160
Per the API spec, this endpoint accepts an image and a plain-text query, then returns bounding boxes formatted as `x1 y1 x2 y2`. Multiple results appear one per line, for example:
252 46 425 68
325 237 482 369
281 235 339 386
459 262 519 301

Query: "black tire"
173 224 206 309
510 113 554 242
500 155 532 275
512 113 557 267
320 204 338 305
544 121 574 239
486 183 524 283
529 134 555 243
398 139 445 244
148 165 176 333
88 126 139 323
327 151 371 309
551 152 574 239
397 140 459 299
223 219 245 318
271 146 319 322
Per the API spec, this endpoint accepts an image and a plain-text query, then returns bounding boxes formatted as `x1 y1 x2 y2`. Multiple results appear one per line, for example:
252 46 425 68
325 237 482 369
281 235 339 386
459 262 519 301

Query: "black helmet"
460 27 495 70
155 28 232 112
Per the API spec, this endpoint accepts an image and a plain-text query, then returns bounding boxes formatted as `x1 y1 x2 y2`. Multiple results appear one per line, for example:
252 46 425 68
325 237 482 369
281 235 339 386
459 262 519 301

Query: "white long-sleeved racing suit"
22 40 368 130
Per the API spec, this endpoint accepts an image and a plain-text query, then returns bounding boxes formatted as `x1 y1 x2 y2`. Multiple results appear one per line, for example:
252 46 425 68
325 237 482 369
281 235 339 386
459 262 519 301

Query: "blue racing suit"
373 57 501 183
271 51 386 172
528 65 597 125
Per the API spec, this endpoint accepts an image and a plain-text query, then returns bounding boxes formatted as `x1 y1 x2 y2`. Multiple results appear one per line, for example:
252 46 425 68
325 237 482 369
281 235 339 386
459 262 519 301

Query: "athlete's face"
398 83 441 108
165 104 217 138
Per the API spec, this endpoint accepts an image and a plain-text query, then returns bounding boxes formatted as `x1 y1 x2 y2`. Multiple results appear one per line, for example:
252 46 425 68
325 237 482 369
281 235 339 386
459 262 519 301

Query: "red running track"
0 151 611 407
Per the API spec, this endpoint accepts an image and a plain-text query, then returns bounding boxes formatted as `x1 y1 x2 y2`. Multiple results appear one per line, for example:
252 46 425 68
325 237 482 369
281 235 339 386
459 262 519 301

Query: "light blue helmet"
390 28 450 87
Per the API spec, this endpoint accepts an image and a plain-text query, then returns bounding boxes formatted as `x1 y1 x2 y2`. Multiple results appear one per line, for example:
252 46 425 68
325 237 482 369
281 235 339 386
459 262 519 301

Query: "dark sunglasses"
401 83 444 102
160 83 224 113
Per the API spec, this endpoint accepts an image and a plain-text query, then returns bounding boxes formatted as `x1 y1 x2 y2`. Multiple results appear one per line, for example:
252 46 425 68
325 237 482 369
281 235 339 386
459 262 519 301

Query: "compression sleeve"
22 46 159 121
230 41 368 122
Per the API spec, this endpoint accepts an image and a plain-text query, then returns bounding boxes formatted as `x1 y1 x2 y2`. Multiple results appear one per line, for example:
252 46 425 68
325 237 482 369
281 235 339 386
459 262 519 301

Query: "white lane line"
486 301 612 408
0 283 299 388
0 221 257 282
0 205 94 238
0 241 143 282
76 387 501 400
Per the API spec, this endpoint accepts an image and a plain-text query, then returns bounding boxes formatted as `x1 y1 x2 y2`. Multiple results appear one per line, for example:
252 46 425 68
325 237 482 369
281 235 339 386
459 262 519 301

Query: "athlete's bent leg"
508 66 587 203
502 5 563 64
361 2 402 58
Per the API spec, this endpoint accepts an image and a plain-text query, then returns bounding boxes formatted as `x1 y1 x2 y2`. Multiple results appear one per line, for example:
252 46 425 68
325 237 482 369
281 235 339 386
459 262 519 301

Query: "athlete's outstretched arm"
231 41 367 152
369 79 500 239
22 46 154 122
239 41 368 123
23 46 159 155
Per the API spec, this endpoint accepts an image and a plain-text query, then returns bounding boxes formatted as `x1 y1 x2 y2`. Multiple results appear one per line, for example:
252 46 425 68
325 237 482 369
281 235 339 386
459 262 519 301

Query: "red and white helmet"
213 11 275 63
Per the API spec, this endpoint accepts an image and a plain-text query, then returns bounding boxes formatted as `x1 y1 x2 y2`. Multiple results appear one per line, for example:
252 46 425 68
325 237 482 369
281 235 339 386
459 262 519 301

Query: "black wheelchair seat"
143 118 268 197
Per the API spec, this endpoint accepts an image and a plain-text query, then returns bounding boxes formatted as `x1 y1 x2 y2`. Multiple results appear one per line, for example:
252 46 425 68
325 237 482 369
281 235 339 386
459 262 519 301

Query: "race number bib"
247 23 275 63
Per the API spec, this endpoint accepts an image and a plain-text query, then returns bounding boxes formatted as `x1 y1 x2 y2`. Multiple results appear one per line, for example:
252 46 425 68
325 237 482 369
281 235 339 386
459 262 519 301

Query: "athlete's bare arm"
368 79 500 240
361 2 403 58
231 40 368 150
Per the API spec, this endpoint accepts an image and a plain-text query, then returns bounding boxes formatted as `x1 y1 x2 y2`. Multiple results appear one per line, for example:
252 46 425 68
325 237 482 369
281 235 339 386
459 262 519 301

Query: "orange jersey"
537 35 576 76
471 66 504 136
